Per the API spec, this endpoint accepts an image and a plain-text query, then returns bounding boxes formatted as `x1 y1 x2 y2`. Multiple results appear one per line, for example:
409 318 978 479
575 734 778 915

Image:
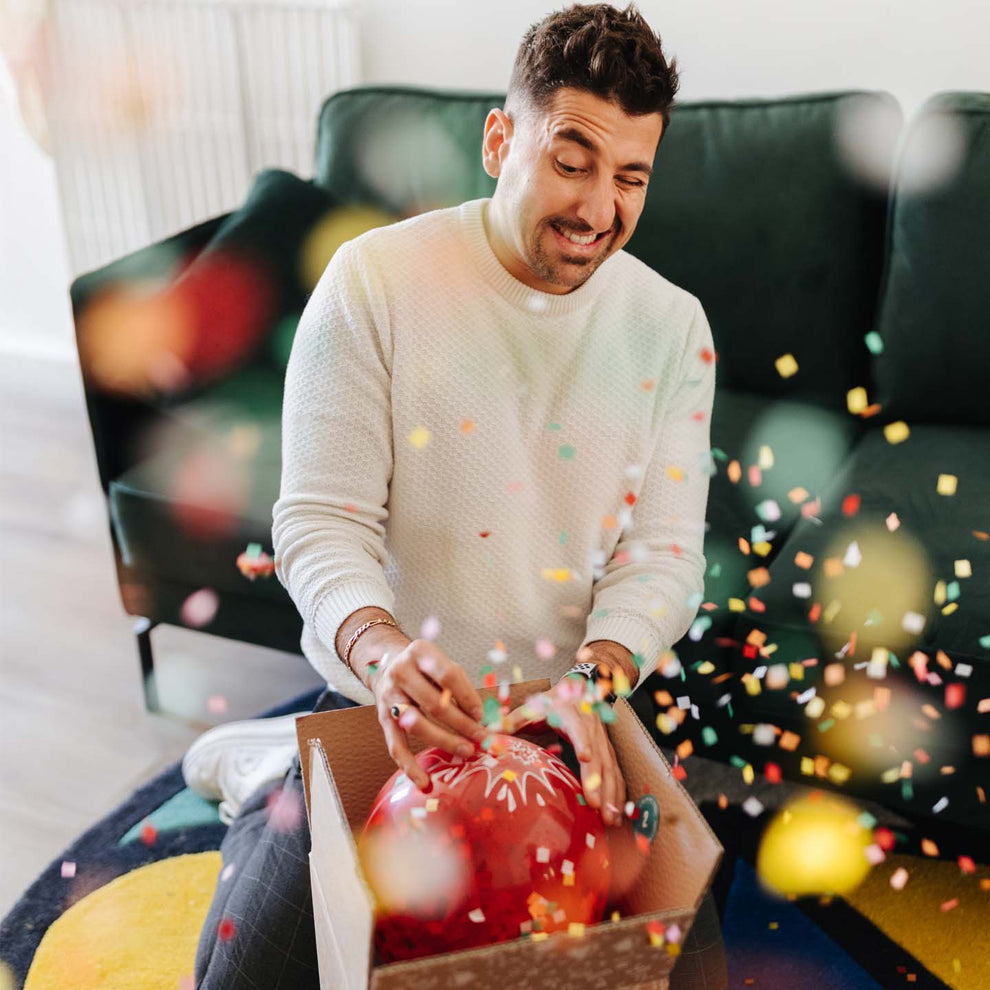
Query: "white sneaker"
181 712 308 825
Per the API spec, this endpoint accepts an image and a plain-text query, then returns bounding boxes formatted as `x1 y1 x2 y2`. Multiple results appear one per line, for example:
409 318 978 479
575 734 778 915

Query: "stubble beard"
528 220 613 291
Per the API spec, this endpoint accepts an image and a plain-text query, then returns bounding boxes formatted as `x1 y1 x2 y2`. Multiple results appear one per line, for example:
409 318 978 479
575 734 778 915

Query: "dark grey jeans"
194 688 728 989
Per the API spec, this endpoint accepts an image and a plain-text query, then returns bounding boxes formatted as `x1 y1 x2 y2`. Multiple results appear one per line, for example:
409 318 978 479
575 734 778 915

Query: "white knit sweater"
272 197 717 706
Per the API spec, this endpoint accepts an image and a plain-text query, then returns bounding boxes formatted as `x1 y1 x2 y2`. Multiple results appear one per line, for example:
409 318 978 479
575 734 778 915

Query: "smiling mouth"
550 223 611 252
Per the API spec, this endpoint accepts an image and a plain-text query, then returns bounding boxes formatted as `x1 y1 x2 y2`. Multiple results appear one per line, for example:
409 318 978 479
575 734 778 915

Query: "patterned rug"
1 689 985 989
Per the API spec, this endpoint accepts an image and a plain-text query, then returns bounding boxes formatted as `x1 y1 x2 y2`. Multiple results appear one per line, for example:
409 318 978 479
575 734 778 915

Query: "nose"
573 176 617 237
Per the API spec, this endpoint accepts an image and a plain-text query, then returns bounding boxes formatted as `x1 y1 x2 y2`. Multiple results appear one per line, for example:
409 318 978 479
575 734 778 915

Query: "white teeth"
554 225 597 246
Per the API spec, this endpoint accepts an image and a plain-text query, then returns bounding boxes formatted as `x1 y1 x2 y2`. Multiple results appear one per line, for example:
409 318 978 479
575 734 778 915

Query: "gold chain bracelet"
342 617 398 671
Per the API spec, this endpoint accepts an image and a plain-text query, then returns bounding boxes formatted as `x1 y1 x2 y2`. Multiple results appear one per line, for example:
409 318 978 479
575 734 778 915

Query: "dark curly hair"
505 3 680 142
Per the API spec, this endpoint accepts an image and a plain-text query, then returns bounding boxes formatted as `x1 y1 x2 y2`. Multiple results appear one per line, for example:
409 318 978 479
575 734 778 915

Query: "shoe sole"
182 712 308 800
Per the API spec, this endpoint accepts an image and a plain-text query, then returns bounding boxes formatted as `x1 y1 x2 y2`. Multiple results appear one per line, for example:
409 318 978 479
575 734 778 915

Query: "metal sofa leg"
134 617 161 712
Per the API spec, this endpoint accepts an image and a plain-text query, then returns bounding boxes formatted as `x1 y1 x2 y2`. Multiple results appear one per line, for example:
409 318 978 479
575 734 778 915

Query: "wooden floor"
0 351 324 919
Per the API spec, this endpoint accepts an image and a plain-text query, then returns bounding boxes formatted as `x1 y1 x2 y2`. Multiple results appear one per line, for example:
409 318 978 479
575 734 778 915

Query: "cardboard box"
296 678 722 989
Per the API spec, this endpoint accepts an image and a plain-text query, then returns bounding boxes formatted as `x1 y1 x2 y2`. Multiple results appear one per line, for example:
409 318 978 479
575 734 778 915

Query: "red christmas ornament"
357 733 611 963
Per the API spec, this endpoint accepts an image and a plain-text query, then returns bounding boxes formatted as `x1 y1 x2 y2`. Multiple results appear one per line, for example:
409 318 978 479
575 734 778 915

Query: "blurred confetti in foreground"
265 785 304 834
832 93 903 191
756 792 873 897
300 206 397 291
897 110 966 195
354 113 471 215
358 818 472 919
77 249 276 400
179 588 220 628
812 516 933 659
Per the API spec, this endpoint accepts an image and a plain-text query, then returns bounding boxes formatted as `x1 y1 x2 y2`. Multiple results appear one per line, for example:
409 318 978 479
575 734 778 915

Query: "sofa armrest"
70 212 231 495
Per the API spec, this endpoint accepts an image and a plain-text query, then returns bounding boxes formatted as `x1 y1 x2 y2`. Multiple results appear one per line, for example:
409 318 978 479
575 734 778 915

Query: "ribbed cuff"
312 581 398 666
579 614 663 687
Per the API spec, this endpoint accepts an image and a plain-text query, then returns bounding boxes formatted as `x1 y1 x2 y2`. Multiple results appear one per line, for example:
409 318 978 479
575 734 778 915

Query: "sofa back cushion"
872 92 990 426
314 85 898 414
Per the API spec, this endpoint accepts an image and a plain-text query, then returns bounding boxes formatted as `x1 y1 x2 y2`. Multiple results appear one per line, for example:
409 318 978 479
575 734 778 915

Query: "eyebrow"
551 126 654 178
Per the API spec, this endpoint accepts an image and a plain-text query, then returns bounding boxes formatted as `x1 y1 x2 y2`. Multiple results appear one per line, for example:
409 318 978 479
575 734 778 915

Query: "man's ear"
482 107 514 179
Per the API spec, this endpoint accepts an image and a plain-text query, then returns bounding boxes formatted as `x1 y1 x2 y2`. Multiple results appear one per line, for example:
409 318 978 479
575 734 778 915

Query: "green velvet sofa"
70 85 989 831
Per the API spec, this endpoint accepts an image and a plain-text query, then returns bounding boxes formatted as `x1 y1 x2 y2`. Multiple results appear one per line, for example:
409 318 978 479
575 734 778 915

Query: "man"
188 4 724 987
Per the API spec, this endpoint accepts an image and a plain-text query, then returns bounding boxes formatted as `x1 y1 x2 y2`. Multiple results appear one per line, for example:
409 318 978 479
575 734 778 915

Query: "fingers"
412 645 485 722
393 692 484 758
600 736 625 827
378 708 432 792
400 658 488 750
502 695 549 736
564 713 624 827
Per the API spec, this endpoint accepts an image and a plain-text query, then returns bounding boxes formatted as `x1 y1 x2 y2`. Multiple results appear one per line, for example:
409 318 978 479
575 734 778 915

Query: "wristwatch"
567 660 618 706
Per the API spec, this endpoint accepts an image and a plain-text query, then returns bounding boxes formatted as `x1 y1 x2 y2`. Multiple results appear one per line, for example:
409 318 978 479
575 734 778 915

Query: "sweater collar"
460 198 616 317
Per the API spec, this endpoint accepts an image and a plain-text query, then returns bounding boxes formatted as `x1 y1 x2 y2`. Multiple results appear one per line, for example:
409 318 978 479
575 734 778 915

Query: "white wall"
0 55 75 362
2 0 987 362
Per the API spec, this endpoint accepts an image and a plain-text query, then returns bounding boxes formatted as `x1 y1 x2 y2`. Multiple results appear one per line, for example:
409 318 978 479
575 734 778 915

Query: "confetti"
181 587 220 626
236 547 275 580
847 387 868 414
936 473 957 495
217 917 236 941
775 354 799 378
60 860 76 878
864 844 886 865
408 426 431 449
841 494 861 516
864 332 884 354
883 421 910 444
890 867 909 890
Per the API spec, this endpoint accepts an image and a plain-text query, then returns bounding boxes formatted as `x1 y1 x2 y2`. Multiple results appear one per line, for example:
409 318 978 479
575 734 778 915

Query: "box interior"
298 679 723 989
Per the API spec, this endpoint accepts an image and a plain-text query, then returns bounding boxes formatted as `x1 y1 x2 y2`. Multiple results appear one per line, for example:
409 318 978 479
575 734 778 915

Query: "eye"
620 177 646 188
556 160 581 174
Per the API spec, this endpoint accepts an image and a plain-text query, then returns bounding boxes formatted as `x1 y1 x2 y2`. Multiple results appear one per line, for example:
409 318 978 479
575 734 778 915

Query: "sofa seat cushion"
109 368 288 603
635 388 863 705
705 388 864 575
723 424 989 757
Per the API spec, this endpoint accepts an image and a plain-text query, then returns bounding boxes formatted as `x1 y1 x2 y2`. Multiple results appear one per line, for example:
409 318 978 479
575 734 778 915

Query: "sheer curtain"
2 0 361 275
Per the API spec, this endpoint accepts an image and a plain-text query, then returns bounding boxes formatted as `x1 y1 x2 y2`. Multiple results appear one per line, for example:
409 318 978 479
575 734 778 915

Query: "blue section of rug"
721 859 882 989
0 687 323 989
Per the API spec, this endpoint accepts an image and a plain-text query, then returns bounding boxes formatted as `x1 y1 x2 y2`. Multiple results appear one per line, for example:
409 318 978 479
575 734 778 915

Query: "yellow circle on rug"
25 851 222 990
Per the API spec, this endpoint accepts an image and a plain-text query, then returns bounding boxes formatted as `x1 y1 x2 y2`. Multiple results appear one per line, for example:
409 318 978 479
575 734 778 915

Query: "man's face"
482 87 663 295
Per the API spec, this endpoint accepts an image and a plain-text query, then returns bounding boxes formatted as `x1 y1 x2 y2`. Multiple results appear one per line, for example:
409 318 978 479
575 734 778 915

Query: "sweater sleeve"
272 237 397 685
579 297 717 688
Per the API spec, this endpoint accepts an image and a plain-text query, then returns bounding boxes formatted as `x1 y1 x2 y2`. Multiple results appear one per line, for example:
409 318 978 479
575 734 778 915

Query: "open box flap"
607 698 724 916
307 738 375 989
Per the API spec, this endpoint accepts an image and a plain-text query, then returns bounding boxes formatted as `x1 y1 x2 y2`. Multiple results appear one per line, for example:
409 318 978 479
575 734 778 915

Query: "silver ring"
390 702 410 721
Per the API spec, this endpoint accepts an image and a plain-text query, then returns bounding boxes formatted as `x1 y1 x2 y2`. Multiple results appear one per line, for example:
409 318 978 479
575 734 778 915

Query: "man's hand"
500 650 627 827
370 640 488 793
